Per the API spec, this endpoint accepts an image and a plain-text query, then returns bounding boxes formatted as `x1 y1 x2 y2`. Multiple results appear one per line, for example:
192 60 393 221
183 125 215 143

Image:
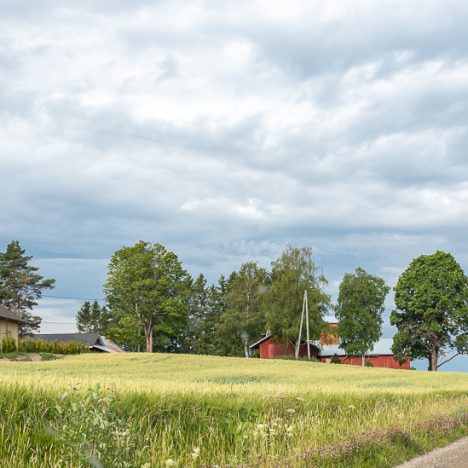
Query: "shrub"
365 360 374 367
17 338 89 354
1 336 18 353
330 354 342 364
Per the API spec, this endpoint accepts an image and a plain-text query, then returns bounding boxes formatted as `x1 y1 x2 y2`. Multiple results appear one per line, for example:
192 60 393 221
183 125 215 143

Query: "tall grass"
0 354 467 466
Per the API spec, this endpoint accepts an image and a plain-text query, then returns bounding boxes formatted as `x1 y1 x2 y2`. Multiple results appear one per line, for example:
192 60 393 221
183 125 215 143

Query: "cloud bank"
1 0 467 369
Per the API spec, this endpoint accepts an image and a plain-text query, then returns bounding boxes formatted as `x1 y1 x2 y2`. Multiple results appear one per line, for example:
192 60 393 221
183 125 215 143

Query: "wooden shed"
0 305 23 342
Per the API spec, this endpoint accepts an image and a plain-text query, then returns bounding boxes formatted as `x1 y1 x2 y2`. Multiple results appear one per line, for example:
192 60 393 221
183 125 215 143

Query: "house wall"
0 319 19 341
319 355 410 369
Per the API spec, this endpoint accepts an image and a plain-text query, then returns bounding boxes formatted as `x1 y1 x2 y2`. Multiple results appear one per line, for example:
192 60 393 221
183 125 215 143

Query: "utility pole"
295 290 310 360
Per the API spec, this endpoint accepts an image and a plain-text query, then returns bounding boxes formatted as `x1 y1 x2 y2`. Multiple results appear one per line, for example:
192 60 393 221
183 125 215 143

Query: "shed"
0 305 24 342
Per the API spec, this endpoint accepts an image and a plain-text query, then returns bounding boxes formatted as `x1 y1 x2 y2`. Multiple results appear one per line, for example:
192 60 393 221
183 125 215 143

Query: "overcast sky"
1 1 467 370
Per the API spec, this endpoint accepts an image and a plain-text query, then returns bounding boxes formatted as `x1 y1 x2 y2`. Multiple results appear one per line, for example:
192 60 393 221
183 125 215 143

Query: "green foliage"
106 315 145 351
53 384 136 467
330 354 342 364
219 263 270 357
391 251 468 371
365 360 374 367
1 337 17 353
264 247 330 346
335 267 389 362
18 338 89 354
185 274 225 355
104 241 191 352
76 300 106 334
0 241 55 335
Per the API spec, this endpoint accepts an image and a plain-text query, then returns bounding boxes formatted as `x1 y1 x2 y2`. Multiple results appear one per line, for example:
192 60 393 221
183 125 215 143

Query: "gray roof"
31 333 125 352
32 333 101 346
0 305 24 322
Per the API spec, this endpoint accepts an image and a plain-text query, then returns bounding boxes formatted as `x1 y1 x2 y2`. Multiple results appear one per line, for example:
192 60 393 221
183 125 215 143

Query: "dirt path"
396 436 468 468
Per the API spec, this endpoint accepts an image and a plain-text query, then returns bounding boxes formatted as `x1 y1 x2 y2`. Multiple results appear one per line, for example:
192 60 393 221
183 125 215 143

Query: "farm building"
250 324 410 369
0 305 24 342
31 333 124 353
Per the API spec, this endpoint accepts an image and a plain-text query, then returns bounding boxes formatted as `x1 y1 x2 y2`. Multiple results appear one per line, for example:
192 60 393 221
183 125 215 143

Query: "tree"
106 315 144 351
76 301 93 333
264 247 330 351
219 263 270 357
185 274 226 355
0 241 55 335
391 251 468 371
104 241 191 352
76 300 105 333
335 268 390 366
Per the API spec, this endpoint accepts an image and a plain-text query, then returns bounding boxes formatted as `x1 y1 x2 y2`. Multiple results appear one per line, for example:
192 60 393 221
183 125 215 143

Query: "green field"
0 354 467 467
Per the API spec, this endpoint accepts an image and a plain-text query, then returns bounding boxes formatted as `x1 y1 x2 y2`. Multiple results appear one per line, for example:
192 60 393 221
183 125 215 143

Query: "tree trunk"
244 340 250 358
144 322 153 353
430 351 438 372
361 354 365 366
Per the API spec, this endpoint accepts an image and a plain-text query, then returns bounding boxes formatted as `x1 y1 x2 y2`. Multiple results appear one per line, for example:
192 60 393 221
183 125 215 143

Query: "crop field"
0 354 467 467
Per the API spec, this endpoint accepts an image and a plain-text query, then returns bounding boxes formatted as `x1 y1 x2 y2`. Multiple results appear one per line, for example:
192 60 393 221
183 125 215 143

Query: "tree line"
0 240 467 371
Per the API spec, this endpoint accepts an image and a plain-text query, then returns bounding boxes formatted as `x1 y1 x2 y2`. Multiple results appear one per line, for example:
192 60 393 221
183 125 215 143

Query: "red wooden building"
250 324 410 370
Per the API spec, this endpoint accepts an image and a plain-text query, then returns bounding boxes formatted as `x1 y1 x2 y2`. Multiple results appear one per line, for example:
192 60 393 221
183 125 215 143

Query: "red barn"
250 325 410 370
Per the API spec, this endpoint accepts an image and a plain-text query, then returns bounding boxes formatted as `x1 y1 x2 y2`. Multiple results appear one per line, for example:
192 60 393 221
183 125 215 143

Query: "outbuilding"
250 325 410 369
0 305 24 342
31 333 124 353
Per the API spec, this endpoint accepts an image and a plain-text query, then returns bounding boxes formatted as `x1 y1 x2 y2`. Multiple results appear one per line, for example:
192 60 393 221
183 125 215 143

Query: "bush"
1 336 18 353
330 354 342 364
18 338 89 355
365 360 374 367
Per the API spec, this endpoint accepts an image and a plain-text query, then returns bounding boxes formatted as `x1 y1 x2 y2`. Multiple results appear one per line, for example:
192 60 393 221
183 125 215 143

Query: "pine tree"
0 240 55 336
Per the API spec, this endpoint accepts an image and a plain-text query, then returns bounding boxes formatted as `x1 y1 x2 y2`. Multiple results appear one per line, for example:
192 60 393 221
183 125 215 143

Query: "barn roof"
249 334 272 349
32 333 101 346
0 305 25 322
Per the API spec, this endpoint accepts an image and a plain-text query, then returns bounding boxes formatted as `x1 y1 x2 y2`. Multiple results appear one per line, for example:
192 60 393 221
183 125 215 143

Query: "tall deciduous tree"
0 241 55 335
335 268 389 366
391 251 468 371
265 247 330 349
104 241 191 352
219 263 270 357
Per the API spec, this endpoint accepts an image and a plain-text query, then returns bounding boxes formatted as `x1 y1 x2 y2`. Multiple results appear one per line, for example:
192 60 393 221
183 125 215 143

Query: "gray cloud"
0 0 467 370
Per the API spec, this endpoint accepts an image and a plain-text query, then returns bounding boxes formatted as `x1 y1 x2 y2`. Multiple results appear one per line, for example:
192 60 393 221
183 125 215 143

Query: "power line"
41 295 105 302
41 320 75 324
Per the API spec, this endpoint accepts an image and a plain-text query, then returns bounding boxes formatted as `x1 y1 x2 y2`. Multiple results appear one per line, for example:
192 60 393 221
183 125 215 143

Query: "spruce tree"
76 300 106 333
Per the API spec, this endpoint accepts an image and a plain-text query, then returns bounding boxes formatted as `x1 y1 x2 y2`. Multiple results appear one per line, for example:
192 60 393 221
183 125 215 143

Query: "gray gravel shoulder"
396 436 468 468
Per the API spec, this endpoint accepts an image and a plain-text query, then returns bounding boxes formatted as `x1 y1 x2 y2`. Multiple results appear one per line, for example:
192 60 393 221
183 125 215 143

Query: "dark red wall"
258 337 410 369
259 339 318 359
319 355 410 369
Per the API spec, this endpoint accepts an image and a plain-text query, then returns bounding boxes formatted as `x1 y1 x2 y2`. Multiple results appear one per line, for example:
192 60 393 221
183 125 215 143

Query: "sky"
1 0 467 371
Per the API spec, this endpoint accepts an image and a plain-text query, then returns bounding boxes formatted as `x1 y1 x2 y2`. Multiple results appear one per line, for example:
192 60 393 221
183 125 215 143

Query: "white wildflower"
191 447 200 460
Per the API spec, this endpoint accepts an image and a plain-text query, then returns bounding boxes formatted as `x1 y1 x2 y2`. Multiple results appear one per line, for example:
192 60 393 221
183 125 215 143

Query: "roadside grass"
0 353 467 466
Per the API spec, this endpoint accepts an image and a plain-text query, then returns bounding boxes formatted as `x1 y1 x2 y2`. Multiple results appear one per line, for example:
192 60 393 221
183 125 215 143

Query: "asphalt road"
396 436 468 468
